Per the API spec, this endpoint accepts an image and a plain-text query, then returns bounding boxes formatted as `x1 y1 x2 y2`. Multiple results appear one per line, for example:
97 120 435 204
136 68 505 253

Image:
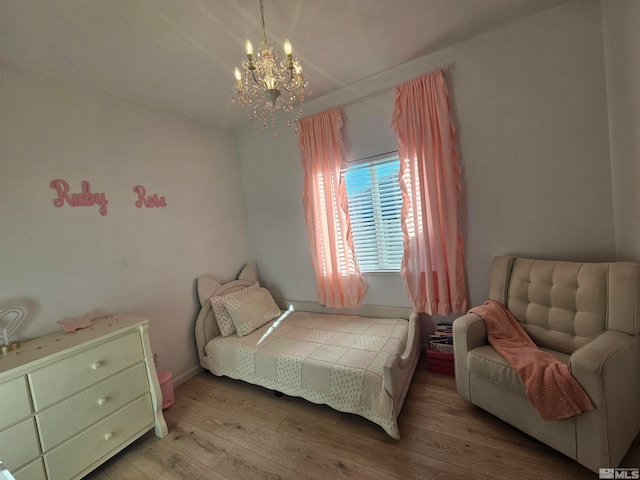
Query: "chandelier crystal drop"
231 0 309 137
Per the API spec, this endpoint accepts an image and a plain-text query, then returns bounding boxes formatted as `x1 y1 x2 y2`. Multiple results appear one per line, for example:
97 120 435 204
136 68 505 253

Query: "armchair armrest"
569 331 640 468
452 313 488 401
570 330 640 404
453 313 488 350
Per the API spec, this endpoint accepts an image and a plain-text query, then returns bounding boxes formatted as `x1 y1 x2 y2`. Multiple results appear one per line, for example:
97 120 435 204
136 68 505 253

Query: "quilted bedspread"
204 310 410 438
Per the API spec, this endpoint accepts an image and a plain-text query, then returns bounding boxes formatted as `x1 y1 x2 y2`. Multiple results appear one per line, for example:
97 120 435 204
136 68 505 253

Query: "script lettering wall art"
133 185 167 208
50 179 109 216
50 179 167 216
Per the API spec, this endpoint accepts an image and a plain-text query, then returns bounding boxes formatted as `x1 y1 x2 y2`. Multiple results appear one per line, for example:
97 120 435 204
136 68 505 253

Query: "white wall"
602 0 640 263
457 0 614 300
0 63 253 382
238 0 615 317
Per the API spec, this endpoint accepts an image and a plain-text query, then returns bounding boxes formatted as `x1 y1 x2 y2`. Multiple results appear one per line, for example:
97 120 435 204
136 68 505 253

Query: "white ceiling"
1 0 571 130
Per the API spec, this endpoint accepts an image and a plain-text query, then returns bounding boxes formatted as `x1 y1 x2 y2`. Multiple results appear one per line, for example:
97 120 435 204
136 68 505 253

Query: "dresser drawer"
37 362 150 450
44 395 154 480
14 459 46 480
29 331 144 410
0 418 40 472
0 376 32 430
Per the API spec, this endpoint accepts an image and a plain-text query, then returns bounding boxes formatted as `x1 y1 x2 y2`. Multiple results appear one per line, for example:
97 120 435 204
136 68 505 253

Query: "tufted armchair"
453 256 640 472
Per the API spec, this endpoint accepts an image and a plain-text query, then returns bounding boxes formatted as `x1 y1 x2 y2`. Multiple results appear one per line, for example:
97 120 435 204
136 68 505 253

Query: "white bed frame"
194 263 422 437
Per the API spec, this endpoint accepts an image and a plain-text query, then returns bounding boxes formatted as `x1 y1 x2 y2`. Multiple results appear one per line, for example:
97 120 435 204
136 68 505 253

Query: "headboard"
194 262 259 368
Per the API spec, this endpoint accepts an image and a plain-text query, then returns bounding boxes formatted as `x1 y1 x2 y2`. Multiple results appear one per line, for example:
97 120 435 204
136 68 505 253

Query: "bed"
194 263 421 439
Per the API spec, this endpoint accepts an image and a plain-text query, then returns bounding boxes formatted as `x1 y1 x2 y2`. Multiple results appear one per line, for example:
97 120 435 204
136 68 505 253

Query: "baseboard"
274 299 413 319
172 365 203 387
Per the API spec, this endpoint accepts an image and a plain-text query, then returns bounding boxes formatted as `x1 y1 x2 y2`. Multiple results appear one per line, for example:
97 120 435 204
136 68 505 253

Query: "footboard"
384 312 422 414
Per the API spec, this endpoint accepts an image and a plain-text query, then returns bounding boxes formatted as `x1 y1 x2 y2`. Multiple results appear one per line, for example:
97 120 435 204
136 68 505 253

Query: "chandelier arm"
280 83 302 95
245 90 259 101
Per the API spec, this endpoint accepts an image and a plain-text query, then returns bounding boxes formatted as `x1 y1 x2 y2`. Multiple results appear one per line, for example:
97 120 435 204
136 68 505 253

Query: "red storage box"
426 349 455 376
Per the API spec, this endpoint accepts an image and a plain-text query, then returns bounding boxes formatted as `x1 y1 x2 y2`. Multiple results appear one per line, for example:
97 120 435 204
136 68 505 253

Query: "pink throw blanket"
469 300 594 421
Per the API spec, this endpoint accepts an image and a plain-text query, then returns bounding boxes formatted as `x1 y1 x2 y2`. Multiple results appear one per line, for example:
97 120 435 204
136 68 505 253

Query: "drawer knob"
98 397 108 406
92 361 102 370
104 432 114 441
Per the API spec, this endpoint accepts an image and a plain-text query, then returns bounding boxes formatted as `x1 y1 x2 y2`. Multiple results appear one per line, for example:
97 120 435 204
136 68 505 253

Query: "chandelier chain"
260 0 267 43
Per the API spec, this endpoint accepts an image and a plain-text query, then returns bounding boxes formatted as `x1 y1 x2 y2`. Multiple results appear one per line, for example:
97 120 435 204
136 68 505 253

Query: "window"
343 152 404 273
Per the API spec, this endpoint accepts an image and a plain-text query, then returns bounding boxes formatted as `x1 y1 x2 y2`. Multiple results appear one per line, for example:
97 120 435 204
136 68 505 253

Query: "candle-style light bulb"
245 40 253 56
284 39 294 71
234 67 243 90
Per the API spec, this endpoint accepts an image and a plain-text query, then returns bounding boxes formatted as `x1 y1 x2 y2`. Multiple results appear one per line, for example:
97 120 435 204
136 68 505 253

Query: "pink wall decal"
133 185 167 208
50 179 109 216
49 180 167 214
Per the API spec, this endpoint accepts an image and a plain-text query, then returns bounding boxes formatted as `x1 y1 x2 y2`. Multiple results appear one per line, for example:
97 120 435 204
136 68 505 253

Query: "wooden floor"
87 356 640 479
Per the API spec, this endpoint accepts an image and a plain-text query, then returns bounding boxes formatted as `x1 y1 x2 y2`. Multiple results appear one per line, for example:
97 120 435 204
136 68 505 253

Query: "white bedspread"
204 310 409 438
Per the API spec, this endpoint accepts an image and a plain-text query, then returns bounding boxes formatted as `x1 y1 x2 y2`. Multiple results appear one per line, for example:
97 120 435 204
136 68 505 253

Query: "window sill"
361 271 401 276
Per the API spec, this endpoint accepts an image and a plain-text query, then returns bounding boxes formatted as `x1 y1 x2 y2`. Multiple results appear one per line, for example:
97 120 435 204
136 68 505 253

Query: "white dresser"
0 314 168 480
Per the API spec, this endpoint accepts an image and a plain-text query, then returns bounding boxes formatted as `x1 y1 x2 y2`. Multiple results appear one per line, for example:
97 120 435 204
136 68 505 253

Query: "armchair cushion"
468 345 570 396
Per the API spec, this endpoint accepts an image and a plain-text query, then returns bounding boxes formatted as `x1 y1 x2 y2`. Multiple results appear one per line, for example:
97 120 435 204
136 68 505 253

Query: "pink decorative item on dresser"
56 313 91 333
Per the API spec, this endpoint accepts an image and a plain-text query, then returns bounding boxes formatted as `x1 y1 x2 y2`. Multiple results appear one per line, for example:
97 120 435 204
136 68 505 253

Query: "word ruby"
50 179 109 216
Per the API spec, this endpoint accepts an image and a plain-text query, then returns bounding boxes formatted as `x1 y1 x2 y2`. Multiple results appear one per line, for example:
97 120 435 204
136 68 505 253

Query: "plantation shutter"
343 153 404 273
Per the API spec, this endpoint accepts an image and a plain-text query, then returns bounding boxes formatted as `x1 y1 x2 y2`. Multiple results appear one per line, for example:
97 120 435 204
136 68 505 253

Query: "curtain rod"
337 63 454 110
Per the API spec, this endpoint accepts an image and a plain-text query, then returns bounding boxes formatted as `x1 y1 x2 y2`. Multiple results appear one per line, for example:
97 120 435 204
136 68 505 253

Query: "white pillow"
223 287 281 337
210 282 260 336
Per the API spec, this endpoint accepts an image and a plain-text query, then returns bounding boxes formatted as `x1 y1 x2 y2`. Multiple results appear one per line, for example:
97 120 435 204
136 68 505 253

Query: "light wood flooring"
86 356 640 479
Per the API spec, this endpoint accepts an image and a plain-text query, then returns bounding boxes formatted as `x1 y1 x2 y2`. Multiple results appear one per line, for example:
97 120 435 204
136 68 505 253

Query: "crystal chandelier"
231 0 308 136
